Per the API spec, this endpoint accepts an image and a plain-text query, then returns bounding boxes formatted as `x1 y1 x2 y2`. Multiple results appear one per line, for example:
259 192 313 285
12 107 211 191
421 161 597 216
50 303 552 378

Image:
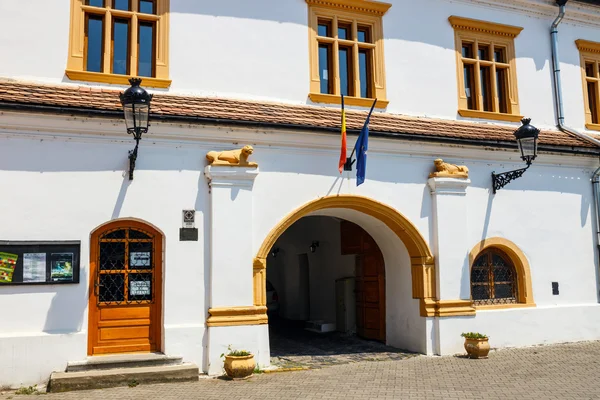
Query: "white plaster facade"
0 0 600 389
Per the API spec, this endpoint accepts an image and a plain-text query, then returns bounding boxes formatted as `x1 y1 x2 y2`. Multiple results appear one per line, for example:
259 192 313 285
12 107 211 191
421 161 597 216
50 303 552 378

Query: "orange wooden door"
341 221 386 342
88 221 162 355
355 250 386 342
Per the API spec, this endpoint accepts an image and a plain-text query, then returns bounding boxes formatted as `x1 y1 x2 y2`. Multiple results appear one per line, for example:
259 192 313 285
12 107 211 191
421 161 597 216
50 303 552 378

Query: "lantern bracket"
128 136 140 180
491 163 531 194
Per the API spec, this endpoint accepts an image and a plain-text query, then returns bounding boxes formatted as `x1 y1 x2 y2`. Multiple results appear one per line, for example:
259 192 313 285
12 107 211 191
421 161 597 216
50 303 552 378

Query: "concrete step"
66 353 184 372
48 363 199 393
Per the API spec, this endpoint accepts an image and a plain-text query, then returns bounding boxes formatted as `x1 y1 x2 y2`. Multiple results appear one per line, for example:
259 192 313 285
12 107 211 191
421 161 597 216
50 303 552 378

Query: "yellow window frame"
66 0 171 88
576 39 600 132
306 0 391 109
449 16 523 122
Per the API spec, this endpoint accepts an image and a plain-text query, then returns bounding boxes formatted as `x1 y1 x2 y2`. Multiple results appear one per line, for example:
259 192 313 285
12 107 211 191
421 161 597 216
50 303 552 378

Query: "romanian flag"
338 95 347 173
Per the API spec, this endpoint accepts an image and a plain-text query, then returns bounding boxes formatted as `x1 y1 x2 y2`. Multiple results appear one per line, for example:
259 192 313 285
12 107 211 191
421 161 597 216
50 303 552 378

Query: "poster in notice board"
23 253 46 283
0 252 18 283
0 241 80 285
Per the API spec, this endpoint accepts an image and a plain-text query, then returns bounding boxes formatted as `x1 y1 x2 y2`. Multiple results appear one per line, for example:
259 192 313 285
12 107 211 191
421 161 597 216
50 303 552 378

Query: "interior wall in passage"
310 208 426 353
266 216 355 323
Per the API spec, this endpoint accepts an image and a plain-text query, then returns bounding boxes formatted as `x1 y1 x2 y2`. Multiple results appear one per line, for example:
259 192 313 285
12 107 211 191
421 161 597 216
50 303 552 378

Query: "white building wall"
0 131 209 386
0 109 599 382
2 1 600 132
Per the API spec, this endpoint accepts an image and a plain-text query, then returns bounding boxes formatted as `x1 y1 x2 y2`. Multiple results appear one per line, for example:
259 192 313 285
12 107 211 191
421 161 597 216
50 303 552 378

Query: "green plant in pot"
221 345 255 380
461 332 490 359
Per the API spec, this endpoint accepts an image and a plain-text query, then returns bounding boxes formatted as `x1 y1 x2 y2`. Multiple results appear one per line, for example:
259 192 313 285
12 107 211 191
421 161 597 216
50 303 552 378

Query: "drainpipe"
551 0 600 248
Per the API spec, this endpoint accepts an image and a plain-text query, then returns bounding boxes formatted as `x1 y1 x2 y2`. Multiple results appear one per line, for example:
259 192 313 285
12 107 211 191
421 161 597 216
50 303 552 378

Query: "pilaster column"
204 164 269 374
205 165 259 308
427 176 471 301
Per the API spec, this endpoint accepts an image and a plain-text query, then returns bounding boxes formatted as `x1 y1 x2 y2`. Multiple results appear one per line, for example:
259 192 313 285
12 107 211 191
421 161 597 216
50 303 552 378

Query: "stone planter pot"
223 354 255 380
464 338 490 359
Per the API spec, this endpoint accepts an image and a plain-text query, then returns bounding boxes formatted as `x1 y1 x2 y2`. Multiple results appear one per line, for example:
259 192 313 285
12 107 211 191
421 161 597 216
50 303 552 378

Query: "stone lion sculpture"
206 145 257 167
429 158 469 178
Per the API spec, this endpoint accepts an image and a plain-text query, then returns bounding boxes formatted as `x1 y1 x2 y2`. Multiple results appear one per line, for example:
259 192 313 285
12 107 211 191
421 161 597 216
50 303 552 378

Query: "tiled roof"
0 79 596 150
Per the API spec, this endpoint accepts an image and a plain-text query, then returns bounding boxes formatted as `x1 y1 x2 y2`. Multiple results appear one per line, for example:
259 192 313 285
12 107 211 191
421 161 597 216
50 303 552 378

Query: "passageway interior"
266 216 413 368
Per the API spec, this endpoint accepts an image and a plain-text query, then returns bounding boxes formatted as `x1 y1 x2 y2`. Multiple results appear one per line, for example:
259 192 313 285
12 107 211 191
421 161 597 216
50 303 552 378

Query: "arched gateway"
252 195 437 320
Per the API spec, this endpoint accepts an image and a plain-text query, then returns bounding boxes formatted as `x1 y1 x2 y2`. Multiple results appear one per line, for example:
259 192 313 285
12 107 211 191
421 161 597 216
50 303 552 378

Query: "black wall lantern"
120 78 153 180
492 118 539 193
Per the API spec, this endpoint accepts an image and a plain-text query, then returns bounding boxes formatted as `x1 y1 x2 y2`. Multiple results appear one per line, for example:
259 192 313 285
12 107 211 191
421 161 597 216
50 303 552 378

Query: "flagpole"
344 98 377 171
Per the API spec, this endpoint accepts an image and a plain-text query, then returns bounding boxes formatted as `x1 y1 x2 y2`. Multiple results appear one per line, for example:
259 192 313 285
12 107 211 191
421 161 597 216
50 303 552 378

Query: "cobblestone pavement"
269 318 417 369
5 341 600 399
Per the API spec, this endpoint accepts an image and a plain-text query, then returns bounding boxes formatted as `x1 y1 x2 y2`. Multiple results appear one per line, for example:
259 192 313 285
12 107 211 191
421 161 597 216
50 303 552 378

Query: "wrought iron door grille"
471 248 518 306
97 227 155 305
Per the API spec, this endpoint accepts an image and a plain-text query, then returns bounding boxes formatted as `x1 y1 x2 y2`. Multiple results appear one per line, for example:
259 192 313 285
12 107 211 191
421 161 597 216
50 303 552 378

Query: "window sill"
65 70 171 89
475 303 536 311
309 93 389 109
585 123 600 132
458 109 523 123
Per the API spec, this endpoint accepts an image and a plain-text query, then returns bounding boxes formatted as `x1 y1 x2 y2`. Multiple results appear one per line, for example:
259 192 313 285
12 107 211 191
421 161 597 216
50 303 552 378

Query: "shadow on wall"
0 283 87 334
44 284 88 333
0 138 207 173
171 0 307 25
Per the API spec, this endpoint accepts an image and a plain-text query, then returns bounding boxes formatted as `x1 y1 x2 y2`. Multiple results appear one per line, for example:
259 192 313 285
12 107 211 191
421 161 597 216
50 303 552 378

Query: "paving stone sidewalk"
269 319 417 369
5 341 600 399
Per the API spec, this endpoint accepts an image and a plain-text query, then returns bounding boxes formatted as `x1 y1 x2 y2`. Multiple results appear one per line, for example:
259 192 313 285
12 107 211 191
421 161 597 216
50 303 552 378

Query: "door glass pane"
104 229 126 239
359 49 370 98
99 273 125 302
86 15 104 73
319 44 332 94
128 273 152 302
100 242 125 270
339 47 352 97
138 22 155 77
86 0 104 7
112 19 130 75
139 0 155 14
129 242 152 270
113 0 130 11
129 229 151 239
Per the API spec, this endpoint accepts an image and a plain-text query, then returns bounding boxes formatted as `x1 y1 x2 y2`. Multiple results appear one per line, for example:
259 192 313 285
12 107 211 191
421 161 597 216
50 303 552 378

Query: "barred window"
471 248 518 305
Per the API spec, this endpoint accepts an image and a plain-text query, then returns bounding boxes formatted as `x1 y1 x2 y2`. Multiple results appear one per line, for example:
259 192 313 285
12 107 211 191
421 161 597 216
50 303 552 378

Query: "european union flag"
355 99 378 186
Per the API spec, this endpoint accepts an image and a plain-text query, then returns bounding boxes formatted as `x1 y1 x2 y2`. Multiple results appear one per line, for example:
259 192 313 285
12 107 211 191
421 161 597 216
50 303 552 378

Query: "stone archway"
252 195 437 319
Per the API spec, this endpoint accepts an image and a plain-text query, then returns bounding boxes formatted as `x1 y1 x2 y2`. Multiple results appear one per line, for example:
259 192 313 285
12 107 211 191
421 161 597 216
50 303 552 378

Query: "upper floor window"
449 16 523 122
576 40 600 131
307 0 391 109
66 0 170 88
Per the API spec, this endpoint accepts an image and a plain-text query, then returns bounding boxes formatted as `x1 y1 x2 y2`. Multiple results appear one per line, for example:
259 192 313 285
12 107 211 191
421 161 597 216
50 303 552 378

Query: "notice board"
0 241 81 285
